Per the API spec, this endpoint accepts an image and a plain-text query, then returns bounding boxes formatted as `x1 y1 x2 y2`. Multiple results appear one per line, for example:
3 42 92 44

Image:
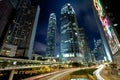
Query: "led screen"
94 0 119 54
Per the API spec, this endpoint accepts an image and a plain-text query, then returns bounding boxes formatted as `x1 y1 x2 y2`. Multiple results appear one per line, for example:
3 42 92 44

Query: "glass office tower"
60 3 83 62
46 13 56 58
0 0 40 59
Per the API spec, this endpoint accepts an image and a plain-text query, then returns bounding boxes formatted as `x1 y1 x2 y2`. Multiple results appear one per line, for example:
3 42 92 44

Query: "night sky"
34 0 101 55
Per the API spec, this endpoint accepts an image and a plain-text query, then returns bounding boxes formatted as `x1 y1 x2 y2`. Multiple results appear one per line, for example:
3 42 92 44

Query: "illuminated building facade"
0 0 40 59
100 0 120 38
46 13 56 58
99 0 120 66
60 3 84 62
93 0 120 62
79 28 85 54
93 39 106 61
79 28 92 63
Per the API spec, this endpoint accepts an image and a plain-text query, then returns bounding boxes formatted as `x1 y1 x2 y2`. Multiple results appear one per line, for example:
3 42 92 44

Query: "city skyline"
34 0 101 55
0 1 120 79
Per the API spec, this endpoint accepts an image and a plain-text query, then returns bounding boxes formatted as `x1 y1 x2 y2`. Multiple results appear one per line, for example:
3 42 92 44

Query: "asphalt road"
25 68 80 80
47 68 80 80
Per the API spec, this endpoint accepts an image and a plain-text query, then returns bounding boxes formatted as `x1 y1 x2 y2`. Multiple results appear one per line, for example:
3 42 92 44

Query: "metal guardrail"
0 57 59 71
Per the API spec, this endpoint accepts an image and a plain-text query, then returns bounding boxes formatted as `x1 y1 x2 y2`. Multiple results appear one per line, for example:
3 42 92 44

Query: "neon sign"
93 0 104 16
93 0 120 54
103 17 112 39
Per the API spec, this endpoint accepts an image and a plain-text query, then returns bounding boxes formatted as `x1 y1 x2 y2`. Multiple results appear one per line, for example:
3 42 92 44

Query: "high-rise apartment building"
60 3 84 62
46 13 56 58
0 0 40 59
93 0 120 63
79 28 85 54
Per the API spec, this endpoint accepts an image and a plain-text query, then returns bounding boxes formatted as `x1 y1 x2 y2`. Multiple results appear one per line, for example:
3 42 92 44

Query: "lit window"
75 33 77 35
113 23 118 27
63 54 69 57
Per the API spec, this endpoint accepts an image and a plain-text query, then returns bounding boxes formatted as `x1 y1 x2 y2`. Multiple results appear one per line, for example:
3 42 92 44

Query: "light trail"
25 68 80 80
93 64 105 80
48 68 80 80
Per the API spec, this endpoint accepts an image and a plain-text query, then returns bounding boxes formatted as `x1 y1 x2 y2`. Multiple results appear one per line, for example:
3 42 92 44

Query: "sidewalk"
101 66 120 80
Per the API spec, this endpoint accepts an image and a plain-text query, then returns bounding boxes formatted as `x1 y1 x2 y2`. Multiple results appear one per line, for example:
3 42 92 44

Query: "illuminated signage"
93 0 120 54
93 0 104 16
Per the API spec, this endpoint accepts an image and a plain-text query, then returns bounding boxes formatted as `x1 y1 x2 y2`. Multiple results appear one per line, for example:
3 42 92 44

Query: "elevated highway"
0 57 59 71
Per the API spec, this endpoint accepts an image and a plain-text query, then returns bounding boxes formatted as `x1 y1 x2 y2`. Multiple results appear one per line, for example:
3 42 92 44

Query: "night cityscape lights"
0 0 120 80
46 13 56 58
0 0 40 59
60 3 84 62
93 0 120 55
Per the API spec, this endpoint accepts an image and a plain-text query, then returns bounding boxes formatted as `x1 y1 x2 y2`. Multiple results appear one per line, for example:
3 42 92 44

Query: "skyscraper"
79 28 92 63
97 0 120 66
93 0 120 62
100 0 120 38
0 0 40 59
0 0 13 47
46 13 56 58
60 3 83 62
93 39 106 61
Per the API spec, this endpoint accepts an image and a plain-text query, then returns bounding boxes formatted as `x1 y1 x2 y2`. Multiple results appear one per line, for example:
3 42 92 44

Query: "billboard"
93 0 120 54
